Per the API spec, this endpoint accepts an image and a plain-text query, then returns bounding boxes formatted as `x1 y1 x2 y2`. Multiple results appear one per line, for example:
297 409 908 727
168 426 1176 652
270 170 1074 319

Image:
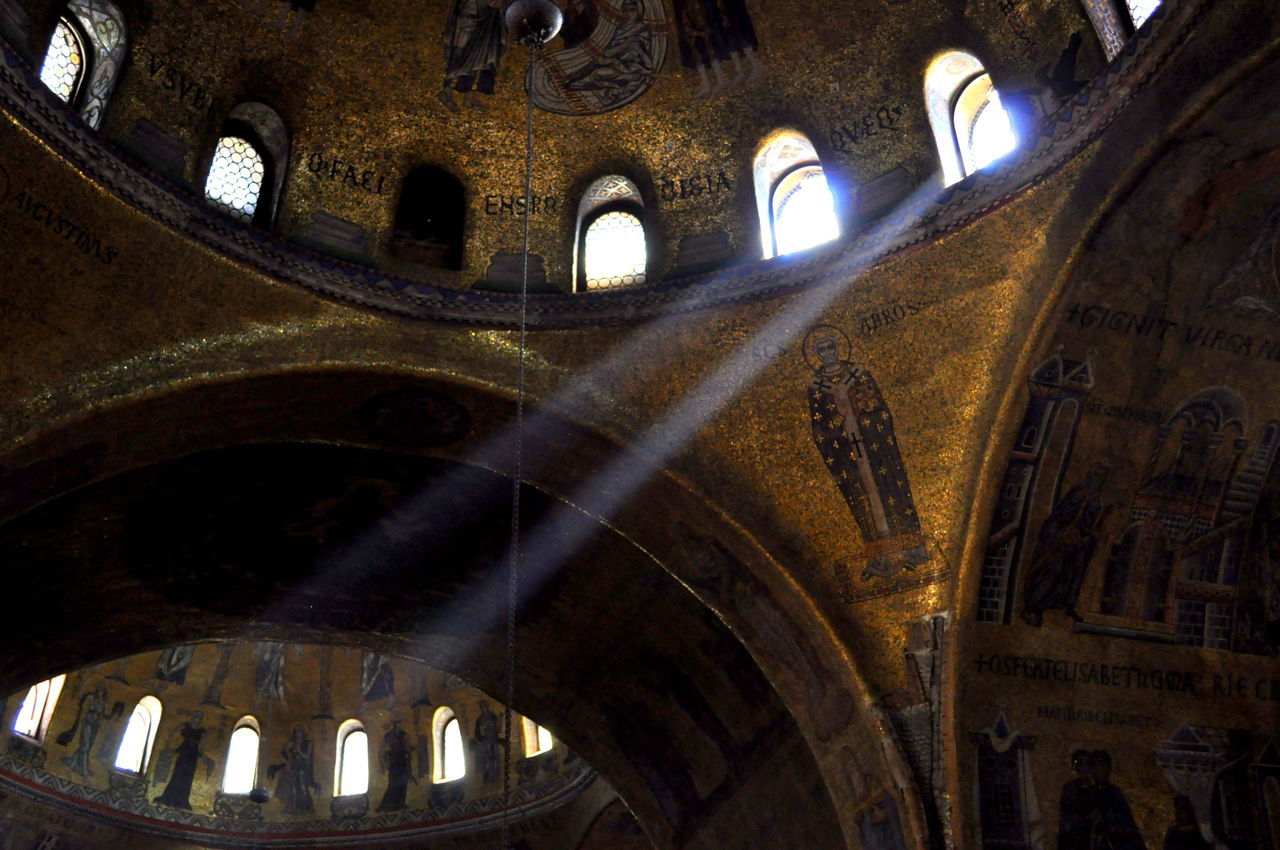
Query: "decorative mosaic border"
0 755 597 846
0 1 1202 328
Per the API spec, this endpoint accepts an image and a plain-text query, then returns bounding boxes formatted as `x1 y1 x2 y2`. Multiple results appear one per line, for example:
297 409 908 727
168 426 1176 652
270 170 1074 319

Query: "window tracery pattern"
63 0 126 129
39 19 84 103
576 174 647 291
584 211 647 289
204 137 265 224
1125 0 1160 29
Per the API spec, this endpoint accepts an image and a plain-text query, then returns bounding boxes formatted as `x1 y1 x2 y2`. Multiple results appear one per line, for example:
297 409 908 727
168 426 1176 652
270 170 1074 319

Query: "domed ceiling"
0 0 1168 323
0 641 617 849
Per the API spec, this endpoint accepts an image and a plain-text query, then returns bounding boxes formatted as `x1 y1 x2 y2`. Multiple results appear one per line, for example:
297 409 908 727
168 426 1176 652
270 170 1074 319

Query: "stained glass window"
335 720 368 796
12 675 66 741
204 136 265 224
39 19 84 103
114 696 162 774
222 720 259 793
584 211 647 289
773 167 840 257
1126 0 1160 29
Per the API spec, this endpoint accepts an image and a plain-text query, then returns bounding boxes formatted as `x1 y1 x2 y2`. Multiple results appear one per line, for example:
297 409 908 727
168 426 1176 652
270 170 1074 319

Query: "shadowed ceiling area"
0 442 841 849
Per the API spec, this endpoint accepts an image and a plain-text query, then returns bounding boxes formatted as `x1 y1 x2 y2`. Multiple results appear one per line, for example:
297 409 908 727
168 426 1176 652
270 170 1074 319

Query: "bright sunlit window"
204 136 264 224
13 675 66 741
39 18 84 103
114 696 162 774
925 53 1017 186
955 75 1017 176
1126 0 1160 29
334 720 368 796
584 211 647 289
754 131 839 259
433 707 465 783
773 167 839 257
222 719 260 794
522 717 553 757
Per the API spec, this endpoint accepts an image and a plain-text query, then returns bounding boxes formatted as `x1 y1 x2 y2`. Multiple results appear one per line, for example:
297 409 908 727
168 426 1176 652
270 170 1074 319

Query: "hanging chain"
501 41 539 850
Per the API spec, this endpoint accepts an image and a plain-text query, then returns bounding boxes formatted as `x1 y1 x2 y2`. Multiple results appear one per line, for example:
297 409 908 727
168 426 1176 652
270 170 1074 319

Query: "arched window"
1124 0 1160 30
12 675 66 741
753 131 839 260
925 52 1017 187
432 707 465 783
203 103 288 228
334 719 368 797
222 716 260 794
38 1 126 129
113 695 162 774
575 175 647 291
391 166 465 270
521 717 553 757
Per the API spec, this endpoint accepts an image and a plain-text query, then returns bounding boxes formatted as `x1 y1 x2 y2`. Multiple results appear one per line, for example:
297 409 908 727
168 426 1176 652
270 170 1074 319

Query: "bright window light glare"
114 704 152 772
775 172 839 256
204 136 264 224
1127 0 1160 29
441 718 465 782
13 675 65 740
584 211 647 289
222 726 259 794
968 93 1017 172
39 20 82 103
338 730 368 796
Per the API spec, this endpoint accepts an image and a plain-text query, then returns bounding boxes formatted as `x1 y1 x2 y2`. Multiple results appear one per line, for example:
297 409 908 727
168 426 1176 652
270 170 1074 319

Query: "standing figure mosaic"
671 0 762 98
439 0 508 112
269 725 320 814
153 711 213 811
805 325 927 578
378 721 415 812
57 685 120 777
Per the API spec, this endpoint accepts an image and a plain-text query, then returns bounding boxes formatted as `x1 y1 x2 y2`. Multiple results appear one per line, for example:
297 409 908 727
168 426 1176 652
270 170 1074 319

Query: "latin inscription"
483 194 562 216
1036 704 1157 729
305 152 388 195
858 299 928 336
657 170 733 206
1082 400 1164 425
134 46 215 112
830 105 907 154
1065 301 1280 364
974 651 1280 702
4 184 118 265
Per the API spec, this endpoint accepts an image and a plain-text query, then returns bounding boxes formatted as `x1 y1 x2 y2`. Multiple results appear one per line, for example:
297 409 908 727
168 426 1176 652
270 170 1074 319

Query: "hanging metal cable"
500 5 563 848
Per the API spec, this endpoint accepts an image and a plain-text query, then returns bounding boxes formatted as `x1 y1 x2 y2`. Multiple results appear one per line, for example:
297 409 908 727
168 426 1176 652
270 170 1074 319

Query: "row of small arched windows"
13 676 554 797
36 0 1162 290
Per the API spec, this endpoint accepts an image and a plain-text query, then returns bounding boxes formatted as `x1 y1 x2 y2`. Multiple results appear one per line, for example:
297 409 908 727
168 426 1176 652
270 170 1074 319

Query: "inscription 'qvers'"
134 46 214 111
305 152 388 195
829 105 906 153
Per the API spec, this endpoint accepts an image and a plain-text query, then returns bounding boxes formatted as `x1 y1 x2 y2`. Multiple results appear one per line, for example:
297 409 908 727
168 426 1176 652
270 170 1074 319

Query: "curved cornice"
0 1 1201 328
0 756 598 847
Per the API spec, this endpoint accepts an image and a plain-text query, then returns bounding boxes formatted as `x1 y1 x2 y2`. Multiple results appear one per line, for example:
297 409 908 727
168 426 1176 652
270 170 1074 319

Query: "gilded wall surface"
0 642 612 848
0 0 1274 849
